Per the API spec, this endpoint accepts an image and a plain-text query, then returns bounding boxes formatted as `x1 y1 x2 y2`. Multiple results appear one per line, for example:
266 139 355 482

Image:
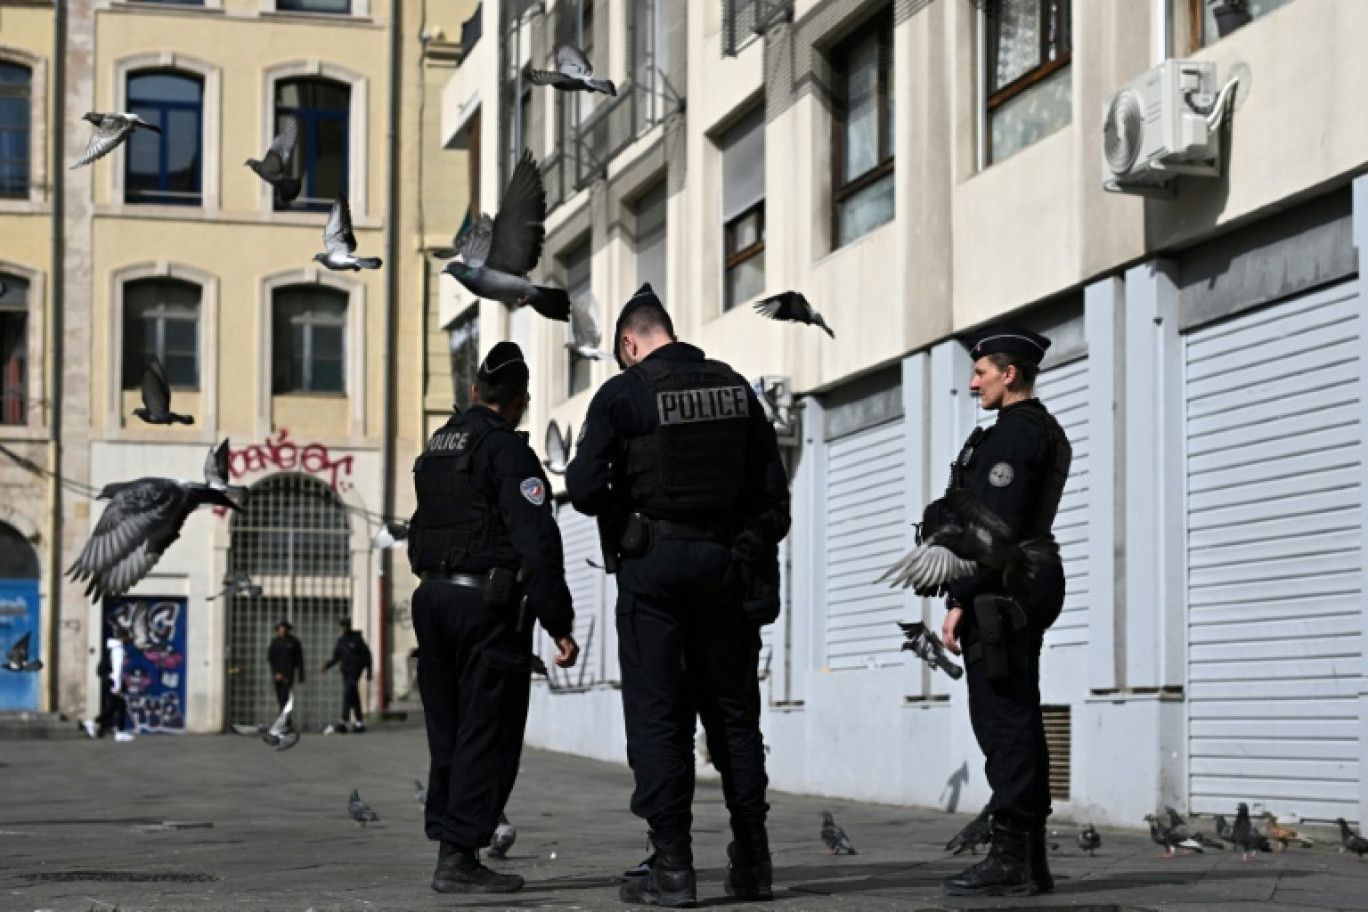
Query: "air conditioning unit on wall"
1102 59 1234 196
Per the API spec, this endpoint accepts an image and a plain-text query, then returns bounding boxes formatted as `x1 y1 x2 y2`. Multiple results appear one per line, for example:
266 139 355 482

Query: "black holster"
482 567 518 608
970 593 1030 681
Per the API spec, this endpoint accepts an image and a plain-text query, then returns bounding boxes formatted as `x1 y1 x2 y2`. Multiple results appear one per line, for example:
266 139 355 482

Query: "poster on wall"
102 597 188 733
0 581 41 712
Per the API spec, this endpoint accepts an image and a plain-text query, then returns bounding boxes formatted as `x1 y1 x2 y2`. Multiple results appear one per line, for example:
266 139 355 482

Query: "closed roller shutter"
556 502 605 687
1185 283 1362 823
1036 358 1090 647
823 419 905 670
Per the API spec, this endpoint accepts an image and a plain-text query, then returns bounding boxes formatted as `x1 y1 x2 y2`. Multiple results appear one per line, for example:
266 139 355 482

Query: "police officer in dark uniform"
935 327 1072 898
566 285 790 907
408 341 580 895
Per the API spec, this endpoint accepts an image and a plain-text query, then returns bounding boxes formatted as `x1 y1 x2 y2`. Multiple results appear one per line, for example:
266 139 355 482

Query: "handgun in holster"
970 593 1031 681
596 514 622 574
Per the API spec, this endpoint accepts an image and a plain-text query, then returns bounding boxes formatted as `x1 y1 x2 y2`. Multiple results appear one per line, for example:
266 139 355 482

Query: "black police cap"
613 283 675 368
966 326 1051 366
477 341 530 385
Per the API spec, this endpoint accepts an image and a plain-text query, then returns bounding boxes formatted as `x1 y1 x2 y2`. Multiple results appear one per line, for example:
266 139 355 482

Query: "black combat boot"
941 819 1036 897
619 832 697 907
431 842 524 893
1030 825 1054 893
724 814 774 901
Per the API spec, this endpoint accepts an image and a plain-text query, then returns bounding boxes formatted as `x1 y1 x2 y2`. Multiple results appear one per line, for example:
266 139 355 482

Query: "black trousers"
98 686 128 736
413 578 532 849
340 674 364 723
273 677 293 710
617 539 769 842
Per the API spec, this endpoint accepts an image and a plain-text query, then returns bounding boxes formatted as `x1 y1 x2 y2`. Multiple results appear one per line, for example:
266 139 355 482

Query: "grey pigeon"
230 692 299 751
134 356 194 425
208 571 262 602
1145 813 1202 858
3 632 42 673
544 421 571 476
754 291 835 338
1165 806 1223 849
349 788 379 826
1077 823 1100 856
1231 803 1264 861
486 813 516 859
820 810 857 855
73 112 160 168
414 779 428 806
68 477 242 602
879 488 1060 596
314 193 382 271
566 292 614 361
945 805 992 855
443 149 570 322
1336 818 1368 858
203 439 249 499
1215 811 1271 853
527 44 617 96
246 115 301 204
372 521 409 550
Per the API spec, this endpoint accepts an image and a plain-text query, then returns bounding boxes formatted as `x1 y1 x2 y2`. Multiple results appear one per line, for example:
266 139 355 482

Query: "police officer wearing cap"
407 341 580 895
566 285 790 907
934 326 1072 898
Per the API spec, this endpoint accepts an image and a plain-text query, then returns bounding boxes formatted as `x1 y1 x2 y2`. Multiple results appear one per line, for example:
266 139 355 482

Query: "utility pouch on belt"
969 593 1031 681
620 512 654 557
483 567 518 608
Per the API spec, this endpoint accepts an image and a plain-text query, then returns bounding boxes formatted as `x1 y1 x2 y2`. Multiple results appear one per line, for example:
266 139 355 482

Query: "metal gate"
226 473 353 731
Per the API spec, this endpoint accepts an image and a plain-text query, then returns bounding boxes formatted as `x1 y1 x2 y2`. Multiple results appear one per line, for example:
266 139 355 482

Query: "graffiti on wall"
104 597 188 733
229 429 355 492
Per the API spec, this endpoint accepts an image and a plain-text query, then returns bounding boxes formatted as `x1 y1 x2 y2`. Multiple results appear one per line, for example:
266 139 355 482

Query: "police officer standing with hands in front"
933 327 1071 898
567 285 790 907
407 341 579 896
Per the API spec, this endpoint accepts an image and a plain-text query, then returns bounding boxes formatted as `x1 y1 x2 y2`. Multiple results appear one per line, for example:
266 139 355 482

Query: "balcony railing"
722 0 793 57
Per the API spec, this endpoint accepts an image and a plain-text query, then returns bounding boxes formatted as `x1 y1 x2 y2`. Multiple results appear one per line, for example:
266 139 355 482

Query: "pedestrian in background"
267 618 305 710
322 617 372 733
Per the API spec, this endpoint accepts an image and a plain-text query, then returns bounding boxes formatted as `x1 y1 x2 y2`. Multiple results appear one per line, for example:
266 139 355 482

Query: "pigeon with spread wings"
527 44 617 96
134 356 194 426
3 632 42 673
566 292 614 361
315 193 382 271
754 291 835 338
231 691 299 751
246 115 301 204
72 112 161 169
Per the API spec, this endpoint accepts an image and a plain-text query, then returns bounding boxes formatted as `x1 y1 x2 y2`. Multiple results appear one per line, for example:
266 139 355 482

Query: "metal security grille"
1042 705 1071 801
226 473 352 732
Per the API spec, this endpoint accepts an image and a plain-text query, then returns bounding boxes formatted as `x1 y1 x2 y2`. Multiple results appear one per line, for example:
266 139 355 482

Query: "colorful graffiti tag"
229 429 355 492
103 597 188 733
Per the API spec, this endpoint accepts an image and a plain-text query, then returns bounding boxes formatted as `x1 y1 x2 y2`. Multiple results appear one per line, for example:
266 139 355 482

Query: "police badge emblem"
520 478 546 505
988 462 1014 487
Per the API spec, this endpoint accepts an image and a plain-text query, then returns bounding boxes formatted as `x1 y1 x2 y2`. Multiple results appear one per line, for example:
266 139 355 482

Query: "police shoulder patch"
988 462 1015 487
520 477 546 505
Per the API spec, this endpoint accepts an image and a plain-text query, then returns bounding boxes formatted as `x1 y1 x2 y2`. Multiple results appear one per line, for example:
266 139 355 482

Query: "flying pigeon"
1077 823 1100 857
246 115 301 204
1336 818 1368 858
486 813 517 859
72 112 161 169
878 488 1059 596
67 471 242 602
1164 807 1223 850
443 149 571 322
1231 803 1264 861
134 356 194 426
527 44 617 96
544 421 571 476
230 692 299 751
315 193 382 271
754 292 835 338
566 292 614 361
820 810 857 855
203 439 248 499
373 521 409 550
3 632 42 673
945 805 992 856
207 571 262 602
897 620 963 680
430 209 474 261
414 779 428 806
1145 814 1202 858
349 788 379 826
1263 813 1314 849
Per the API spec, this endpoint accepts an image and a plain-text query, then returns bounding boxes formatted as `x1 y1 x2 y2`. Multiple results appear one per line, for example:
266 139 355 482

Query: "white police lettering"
426 431 470 452
656 386 750 426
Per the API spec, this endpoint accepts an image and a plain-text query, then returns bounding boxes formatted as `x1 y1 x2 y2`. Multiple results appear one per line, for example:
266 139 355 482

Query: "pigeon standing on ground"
134 357 194 425
203 439 248 499
1078 823 1101 857
314 193 382 271
945 805 992 855
1231 803 1264 861
486 814 517 859
246 115 301 204
413 780 427 806
230 692 299 751
820 810 857 855
349 788 379 826
1165 806 1224 849
1145 814 1203 858
1264 814 1314 849
754 292 835 338
566 292 614 361
442 150 570 322
527 44 617 96
3 632 43 673
544 421 571 476
72 112 160 168
1335 818 1368 857
1214 814 1234 842
207 571 262 602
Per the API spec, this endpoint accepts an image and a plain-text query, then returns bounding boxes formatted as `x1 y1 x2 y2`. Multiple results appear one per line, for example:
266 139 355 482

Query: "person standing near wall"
322 617 372 733
267 619 305 711
83 626 135 741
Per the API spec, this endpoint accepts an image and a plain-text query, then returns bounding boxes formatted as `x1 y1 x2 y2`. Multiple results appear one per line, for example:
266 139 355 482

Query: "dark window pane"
123 279 201 389
837 171 894 247
276 79 350 212
126 71 203 206
726 249 765 310
0 310 26 426
448 307 479 411
0 63 29 199
274 286 347 394
842 31 880 182
277 0 352 13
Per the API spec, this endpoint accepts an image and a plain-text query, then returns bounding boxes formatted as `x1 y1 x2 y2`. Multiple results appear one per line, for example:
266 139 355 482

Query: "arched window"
0 62 31 199
122 278 202 390
274 78 349 212
0 273 28 425
126 70 204 206
0 521 38 579
272 285 346 394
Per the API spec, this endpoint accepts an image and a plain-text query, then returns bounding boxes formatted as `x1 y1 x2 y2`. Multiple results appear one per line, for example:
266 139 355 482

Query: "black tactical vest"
408 411 513 574
621 357 750 517
949 402 1072 540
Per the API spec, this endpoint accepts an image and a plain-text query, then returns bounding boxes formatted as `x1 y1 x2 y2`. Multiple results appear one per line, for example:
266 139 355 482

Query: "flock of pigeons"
1145 804 1368 862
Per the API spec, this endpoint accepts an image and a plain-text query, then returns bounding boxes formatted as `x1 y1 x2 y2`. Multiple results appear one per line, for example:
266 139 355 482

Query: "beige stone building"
446 0 1368 827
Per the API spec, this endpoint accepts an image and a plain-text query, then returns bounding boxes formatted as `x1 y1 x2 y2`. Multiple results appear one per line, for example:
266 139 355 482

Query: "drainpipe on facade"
1155 0 1173 65
46 0 68 714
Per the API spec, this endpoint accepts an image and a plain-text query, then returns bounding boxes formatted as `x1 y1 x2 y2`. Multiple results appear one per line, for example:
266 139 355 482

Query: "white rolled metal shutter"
823 419 905 670
1036 358 1090 647
556 502 605 686
1185 283 1362 822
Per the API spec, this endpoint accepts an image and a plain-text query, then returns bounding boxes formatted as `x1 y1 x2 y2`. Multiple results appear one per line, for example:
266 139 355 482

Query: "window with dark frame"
272 286 347 395
276 0 352 14
448 305 479 412
562 240 593 398
122 278 202 390
126 70 203 206
0 62 31 200
1191 0 1296 48
720 105 765 311
985 0 1072 165
832 11 894 249
0 274 27 426
274 78 350 213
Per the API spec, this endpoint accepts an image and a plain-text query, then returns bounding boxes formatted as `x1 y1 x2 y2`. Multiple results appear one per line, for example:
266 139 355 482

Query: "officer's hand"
274 673 283 682
942 607 964 655
553 636 580 669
